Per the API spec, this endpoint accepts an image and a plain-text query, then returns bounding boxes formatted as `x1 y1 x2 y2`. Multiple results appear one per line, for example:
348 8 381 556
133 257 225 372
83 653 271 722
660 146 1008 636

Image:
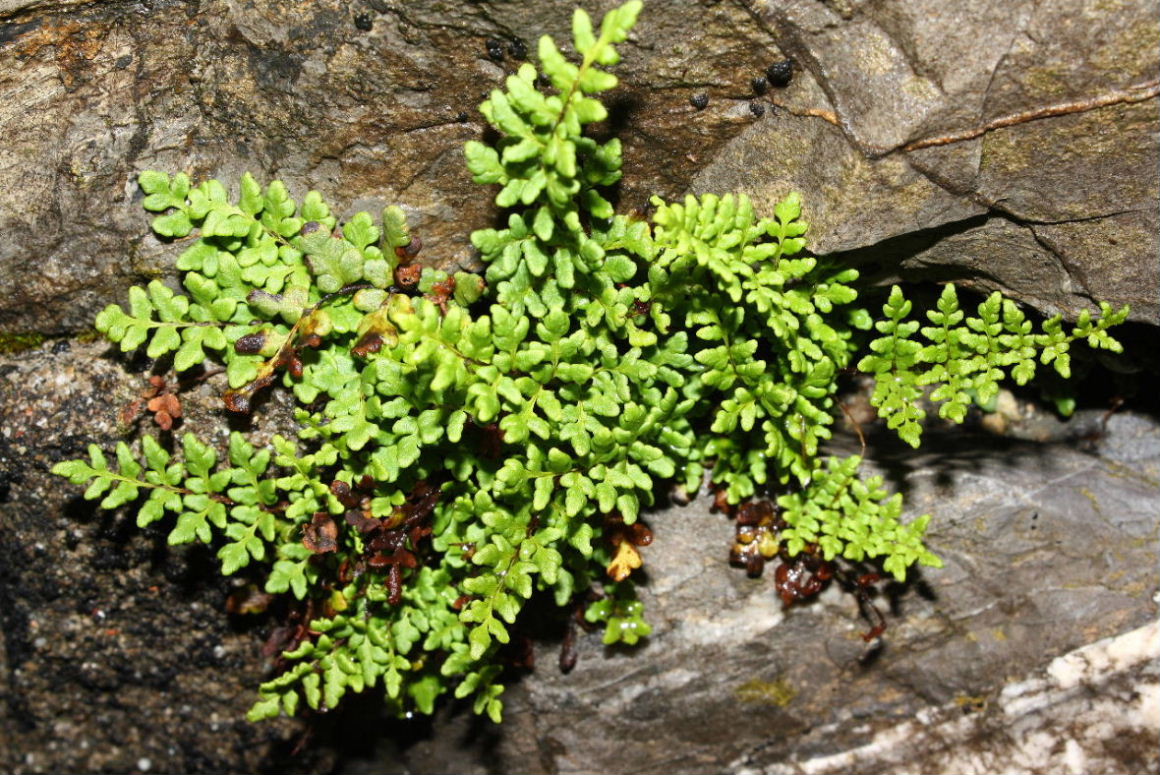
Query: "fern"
860 284 1129 447
53 0 1128 725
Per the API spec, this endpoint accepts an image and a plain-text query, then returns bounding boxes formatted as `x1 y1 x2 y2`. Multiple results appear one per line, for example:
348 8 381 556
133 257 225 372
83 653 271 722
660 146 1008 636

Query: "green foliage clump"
53 1 1128 724
858 284 1127 446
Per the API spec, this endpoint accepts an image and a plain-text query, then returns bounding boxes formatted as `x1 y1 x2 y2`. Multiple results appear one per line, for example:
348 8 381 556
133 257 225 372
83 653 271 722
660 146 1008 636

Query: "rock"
0 0 772 334
1 0 1157 771
4 336 1157 773
0 341 327 774
695 0 1158 321
752 619 1160 775
0 0 1154 335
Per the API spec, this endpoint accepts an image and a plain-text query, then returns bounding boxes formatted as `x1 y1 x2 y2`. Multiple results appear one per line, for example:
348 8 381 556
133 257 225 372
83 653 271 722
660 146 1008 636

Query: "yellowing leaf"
606 540 642 582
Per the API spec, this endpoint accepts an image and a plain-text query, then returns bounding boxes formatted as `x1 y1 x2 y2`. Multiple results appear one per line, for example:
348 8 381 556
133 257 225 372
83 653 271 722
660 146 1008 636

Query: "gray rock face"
694 0 1159 321
0 0 1155 335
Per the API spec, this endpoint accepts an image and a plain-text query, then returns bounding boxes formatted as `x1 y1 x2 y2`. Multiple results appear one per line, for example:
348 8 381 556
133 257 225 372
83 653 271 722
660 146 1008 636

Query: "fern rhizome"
54 1 1128 723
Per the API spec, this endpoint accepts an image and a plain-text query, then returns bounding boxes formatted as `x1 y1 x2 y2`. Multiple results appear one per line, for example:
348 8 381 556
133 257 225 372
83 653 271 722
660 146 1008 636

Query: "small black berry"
751 76 768 95
354 13 373 31
486 38 505 62
766 58 793 87
749 102 765 117
507 37 528 60
690 92 709 110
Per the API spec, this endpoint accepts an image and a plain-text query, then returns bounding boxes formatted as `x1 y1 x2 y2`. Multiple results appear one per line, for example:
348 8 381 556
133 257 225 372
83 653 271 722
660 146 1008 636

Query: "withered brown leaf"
302 512 339 554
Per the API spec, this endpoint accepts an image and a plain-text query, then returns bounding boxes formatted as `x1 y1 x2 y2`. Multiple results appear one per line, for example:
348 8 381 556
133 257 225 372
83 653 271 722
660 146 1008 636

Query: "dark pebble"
486 38 505 62
508 37 528 60
766 59 793 87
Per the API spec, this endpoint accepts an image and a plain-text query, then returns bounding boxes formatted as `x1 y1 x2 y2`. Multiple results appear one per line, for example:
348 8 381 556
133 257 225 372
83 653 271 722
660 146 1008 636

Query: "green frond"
867 284 1130 446
56 2 1127 727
